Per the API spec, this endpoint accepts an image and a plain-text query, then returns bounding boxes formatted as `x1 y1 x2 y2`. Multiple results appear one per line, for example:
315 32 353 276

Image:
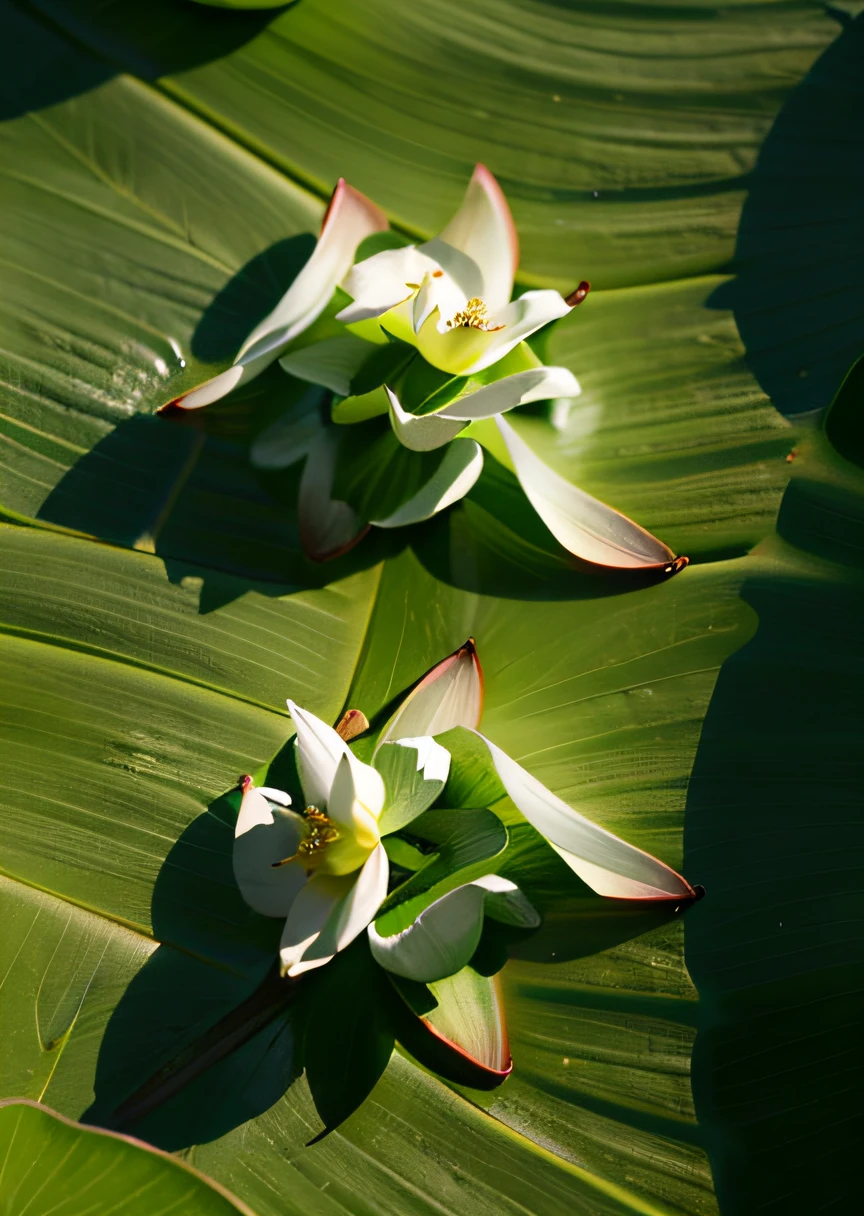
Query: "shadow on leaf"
708 12 864 418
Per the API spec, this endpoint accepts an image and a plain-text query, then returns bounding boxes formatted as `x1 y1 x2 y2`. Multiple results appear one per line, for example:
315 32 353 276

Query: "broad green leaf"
1 5 861 1215
32 0 840 289
0 1100 256 1215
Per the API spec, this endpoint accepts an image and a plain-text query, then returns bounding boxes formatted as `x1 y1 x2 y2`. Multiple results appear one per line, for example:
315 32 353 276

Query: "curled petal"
475 732 695 901
495 414 683 571
377 639 484 749
386 388 467 452
372 440 483 528
369 874 538 983
321 753 382 876
436 365 580 422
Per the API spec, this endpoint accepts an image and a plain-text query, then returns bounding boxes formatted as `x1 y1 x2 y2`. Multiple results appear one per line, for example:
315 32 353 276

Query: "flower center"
446 298 504 332
272 807 340 870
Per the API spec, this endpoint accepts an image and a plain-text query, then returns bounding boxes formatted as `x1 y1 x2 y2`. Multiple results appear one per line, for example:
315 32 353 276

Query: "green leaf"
300 938 396 1137
1 3 861 1214
376 737 451 835
0 1100 255 1214
376 808 508 932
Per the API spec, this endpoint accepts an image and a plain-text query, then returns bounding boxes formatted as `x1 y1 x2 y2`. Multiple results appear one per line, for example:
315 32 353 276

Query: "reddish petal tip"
663 555 690 577
239 774 254 793
565 281 591 307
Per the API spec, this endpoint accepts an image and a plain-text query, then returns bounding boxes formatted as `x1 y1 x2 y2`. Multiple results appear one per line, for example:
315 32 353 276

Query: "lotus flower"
233 642 523 979
336 164 583 376
254 168 687 573
234 638 696 991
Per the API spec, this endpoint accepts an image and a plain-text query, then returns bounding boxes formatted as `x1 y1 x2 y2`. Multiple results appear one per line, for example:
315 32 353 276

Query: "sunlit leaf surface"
0 2 861 1214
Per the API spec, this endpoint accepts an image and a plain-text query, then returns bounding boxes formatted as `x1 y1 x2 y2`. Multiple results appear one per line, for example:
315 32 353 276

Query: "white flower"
233 638 697 989
232 642 488 978
337 165 580 377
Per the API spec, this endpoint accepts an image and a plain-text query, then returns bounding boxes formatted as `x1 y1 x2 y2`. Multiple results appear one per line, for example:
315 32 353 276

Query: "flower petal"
280 844 389 977
436 366 580 422
279 334 375 396
386 387 467 452
434 164 518 312
414 290 571 376
320 753 381 875
239 180 388 359
475 732 695 901
369 874 537 983
233 781 307 917
288 701 386 821
337 245 438 325
377 639 484 748
495 415 680 570
372 440 483 528
368 882 488 982
298 430 369 561
166 180 386 410
375 736 451 835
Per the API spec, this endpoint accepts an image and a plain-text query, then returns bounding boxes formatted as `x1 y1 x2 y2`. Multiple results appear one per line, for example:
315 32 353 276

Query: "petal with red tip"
476 732 695 901
495 414 683 571
377 639 484 748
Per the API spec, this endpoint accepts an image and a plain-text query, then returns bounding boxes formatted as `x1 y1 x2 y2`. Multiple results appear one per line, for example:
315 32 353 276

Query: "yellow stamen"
272 807 340 869
445 298 505 332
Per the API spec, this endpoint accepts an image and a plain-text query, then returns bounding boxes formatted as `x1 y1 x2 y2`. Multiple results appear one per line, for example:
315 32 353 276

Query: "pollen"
446 298 504 331
272 807 340 869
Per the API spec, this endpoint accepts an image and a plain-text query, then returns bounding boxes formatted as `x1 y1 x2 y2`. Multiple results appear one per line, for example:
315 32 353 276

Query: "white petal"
169 181 386 410
281 844 389 977
279 871 352 976
475 733 695 900
377 640 483 749
249 386 325 471
337 246 438 324
434 164 518 312
256 787 292 807
279 334 374 397
369 882 487 982
386 387 467 452
233 783 307 918
411 267 471 334
288 701 385 820
298 430 368 562
375 736 452 835
161 364 247 412
495 415 677 569
239 180 388 358
436 366 581 422
459 290 572 373
372 440 483 528
321 753 381 875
